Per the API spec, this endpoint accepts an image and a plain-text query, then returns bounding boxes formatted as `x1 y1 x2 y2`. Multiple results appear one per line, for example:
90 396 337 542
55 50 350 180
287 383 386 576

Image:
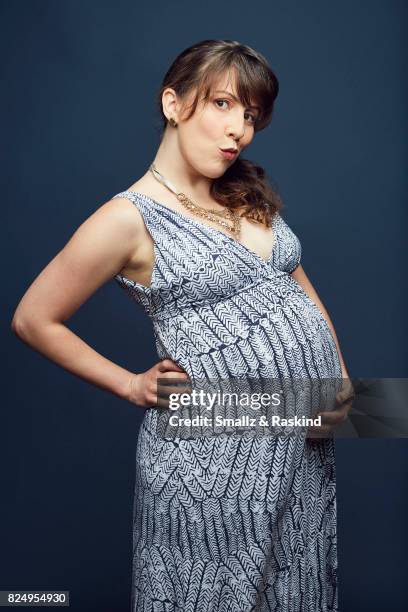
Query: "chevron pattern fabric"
113 191 341 611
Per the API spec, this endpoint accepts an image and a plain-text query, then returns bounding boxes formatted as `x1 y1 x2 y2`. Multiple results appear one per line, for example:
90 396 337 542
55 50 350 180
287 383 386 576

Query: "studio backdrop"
2 1 407 611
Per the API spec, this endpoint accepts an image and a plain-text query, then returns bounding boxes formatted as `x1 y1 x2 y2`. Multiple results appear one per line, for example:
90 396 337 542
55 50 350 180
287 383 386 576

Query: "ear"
161 87 180 124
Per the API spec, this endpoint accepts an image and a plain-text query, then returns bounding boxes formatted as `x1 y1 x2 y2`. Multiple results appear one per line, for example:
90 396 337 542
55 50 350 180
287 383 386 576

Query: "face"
165 71 261 179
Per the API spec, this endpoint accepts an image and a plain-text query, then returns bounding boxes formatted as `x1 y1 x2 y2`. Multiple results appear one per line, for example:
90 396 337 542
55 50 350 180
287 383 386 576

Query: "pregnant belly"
151 280 342 441
211 307 339 378
154 275 342 382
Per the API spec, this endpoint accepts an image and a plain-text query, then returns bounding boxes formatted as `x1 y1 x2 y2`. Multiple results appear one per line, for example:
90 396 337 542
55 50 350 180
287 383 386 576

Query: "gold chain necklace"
149 163 242 239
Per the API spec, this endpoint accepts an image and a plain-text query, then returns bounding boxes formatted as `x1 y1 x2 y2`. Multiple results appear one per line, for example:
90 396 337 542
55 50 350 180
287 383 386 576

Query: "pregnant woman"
12 40 352 611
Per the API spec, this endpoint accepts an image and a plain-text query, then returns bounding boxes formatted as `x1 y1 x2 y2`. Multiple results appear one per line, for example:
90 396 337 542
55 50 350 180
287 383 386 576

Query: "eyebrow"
213 90 261 112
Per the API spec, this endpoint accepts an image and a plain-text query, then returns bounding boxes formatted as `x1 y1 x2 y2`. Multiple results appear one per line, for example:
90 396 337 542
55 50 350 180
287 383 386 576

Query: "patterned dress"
113 190 342 612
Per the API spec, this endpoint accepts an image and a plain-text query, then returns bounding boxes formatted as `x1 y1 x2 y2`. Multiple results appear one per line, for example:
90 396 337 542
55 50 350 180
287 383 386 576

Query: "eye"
214 99 257 125
244 111 257 124
214 98 230 110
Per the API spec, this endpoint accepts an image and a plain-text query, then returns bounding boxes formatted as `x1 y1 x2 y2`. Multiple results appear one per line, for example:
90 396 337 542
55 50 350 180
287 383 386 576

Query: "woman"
12 40 352 611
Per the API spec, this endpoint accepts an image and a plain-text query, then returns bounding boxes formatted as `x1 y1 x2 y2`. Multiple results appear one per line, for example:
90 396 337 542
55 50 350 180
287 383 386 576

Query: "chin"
210 168 228 179
209 159 234 178
188 154 232 179
192 165 224 180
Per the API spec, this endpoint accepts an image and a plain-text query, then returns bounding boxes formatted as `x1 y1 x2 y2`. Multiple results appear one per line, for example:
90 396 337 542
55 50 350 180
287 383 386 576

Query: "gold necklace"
149 163 242 239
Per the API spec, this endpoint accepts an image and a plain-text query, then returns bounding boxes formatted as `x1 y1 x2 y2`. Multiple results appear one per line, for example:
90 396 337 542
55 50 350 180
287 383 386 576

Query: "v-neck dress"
112 190 341 612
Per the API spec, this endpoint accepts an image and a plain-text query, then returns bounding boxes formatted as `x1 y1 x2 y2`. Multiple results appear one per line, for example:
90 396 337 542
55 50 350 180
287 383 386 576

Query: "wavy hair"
156 39 283 226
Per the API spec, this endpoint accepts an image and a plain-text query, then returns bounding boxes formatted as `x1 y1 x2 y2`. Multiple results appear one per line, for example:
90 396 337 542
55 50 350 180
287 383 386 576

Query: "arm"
290 264 349 378
11 197 145 402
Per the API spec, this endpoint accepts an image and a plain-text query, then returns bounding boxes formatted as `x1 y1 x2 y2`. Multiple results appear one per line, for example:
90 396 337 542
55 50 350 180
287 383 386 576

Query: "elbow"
11 312 61 343
11 309 41 342
11 314 30 340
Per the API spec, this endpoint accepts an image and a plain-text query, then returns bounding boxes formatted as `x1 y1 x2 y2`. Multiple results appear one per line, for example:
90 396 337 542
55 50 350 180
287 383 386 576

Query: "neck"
143 128 215 202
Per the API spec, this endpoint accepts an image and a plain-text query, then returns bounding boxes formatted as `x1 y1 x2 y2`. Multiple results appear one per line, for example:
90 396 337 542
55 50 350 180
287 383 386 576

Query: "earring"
169 117 178 127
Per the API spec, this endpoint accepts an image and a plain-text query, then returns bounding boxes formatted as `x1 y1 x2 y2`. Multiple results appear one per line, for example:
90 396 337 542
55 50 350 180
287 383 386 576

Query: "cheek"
197 108 224 140
180 117 219 160
244 131 255 146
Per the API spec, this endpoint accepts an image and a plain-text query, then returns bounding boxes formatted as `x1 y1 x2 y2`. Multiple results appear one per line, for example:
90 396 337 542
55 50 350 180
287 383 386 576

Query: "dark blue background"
2 1 407 610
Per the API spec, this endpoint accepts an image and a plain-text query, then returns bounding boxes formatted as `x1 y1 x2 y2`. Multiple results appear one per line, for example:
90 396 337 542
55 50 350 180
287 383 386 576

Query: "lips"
220 147 238 160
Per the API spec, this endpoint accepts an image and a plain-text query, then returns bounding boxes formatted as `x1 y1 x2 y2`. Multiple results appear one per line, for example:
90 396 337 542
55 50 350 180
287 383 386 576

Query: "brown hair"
156 39 284 227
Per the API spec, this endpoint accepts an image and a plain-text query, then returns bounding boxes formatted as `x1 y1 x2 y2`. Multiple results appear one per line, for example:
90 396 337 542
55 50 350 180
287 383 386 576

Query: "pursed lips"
219 147 239 160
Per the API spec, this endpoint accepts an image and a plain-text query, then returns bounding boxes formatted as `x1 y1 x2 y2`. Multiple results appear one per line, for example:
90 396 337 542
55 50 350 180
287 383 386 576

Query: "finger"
317 411 341 425
158 373 192 388
154 392 192 411
155 394 172 410
315 407 349 427
157 359 186 373
159 370 191 380
157 382 192 398
336 387 355 405
157 374 192 390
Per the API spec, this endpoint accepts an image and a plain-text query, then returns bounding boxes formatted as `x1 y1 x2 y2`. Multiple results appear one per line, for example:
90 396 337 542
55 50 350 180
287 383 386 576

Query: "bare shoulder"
89 193 145 239
53 191 149 287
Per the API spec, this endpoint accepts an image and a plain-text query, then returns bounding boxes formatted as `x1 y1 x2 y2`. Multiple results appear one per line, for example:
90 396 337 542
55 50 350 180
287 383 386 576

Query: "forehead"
208 70 258 107
211 70 237 92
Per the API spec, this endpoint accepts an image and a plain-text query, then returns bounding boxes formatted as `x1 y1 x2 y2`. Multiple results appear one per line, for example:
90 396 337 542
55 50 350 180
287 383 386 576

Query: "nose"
226 112 246 142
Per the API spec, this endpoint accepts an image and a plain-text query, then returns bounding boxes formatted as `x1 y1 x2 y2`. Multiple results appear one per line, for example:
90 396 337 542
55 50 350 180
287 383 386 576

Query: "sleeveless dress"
112 190 342 612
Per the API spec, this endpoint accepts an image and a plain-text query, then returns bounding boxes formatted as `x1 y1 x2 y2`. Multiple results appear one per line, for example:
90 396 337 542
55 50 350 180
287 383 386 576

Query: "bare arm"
290 264 349 378
11 197 154 403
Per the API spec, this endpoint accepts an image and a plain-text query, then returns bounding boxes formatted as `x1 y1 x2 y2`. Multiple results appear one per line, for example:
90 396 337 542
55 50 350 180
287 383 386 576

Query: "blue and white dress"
113 190 341 612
